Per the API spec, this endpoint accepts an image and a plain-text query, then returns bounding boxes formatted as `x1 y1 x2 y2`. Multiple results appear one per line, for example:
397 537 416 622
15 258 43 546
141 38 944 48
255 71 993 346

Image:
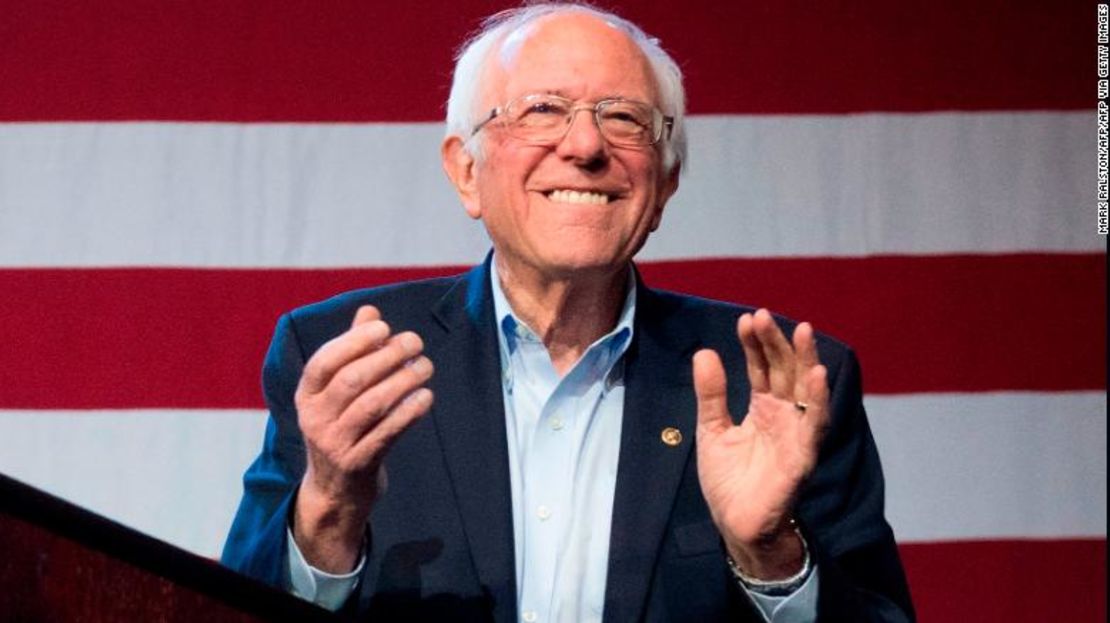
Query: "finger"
800 364 831 453
349 387 434 464
792 322 820 399
752 309 796 397
300 320 392 394
693 349 733 435
351 305 380 328
337 353 434 441
322 331 425 412
737 313 770 393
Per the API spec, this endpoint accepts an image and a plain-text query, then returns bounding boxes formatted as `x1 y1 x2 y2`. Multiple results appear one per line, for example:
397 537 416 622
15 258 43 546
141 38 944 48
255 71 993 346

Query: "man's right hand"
292 305 435 573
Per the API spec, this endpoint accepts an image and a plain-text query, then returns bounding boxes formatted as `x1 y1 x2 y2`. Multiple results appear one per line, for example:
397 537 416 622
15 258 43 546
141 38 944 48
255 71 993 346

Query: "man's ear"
650 160 681 231
442 136 482 220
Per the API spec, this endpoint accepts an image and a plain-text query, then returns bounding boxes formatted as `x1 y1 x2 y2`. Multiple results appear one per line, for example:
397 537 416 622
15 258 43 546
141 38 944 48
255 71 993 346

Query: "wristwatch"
726 521 813 597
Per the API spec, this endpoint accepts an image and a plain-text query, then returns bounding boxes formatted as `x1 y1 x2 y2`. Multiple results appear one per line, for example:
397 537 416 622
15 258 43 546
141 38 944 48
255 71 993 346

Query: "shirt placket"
511 323 628 623
516 330 567 623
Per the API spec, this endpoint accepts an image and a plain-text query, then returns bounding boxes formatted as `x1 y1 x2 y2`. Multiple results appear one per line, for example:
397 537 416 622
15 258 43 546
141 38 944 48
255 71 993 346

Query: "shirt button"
551 417 564 430
522 610 537 622
537 505 552 520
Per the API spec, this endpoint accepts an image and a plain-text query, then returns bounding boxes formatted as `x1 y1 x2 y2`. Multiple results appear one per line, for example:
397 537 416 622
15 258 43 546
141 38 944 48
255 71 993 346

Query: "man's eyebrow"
532 89 633 100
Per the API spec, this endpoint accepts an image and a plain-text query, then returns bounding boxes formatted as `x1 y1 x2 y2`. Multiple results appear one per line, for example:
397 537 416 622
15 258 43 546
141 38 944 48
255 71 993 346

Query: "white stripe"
0 391 1103 557
0 112 1096 268
868 391 1107 542
664 111 1097 259
0 409 269 557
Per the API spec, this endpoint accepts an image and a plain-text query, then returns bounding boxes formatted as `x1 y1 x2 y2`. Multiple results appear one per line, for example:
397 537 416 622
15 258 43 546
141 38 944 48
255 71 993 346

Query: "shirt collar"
489 256 637 362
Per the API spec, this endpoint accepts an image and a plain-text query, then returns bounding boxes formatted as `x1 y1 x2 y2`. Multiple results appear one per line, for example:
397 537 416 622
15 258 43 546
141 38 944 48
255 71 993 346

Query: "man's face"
452 13 679 281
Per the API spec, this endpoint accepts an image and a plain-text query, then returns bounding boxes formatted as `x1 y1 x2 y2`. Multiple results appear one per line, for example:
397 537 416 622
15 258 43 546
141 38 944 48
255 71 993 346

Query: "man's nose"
555 108 609 166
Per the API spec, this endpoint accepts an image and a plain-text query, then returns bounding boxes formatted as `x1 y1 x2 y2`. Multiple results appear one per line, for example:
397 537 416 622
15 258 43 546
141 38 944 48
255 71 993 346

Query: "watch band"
726 521 812 597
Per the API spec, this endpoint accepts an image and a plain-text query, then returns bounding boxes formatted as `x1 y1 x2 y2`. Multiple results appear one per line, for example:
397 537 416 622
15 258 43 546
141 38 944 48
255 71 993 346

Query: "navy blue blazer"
222 258 914 622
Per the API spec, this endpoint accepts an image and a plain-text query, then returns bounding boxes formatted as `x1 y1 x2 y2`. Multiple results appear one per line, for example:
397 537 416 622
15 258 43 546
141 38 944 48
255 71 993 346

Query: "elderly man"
222 4 913 622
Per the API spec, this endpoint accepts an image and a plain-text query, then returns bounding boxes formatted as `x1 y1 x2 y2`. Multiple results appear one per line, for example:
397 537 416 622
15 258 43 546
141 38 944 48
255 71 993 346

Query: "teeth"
548 189 610 205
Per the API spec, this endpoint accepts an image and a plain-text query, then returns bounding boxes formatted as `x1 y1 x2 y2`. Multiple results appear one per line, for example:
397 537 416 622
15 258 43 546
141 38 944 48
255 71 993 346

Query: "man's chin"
532 254 631 281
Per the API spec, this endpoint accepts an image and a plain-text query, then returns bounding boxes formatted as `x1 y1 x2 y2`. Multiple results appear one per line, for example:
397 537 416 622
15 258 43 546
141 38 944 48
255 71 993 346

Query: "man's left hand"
692 308 830 580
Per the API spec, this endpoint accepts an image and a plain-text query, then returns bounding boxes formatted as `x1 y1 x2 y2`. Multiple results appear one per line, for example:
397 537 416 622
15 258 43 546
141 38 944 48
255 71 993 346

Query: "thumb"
693 349 732 435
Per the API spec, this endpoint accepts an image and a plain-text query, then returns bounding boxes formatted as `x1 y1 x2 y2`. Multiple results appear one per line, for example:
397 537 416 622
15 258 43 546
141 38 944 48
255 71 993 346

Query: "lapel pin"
661 427 682 447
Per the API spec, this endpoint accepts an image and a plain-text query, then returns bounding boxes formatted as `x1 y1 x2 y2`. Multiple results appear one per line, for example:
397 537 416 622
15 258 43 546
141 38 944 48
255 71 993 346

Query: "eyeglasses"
470 93 674 148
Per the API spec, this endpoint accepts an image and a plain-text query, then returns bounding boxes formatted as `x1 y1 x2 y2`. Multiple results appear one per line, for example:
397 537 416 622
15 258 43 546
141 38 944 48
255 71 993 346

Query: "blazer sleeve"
221 312 309 589
802 346 916 622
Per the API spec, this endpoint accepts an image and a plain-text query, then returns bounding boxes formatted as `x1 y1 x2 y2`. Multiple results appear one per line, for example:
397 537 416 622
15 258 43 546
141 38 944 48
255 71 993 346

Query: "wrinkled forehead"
477 12 659 109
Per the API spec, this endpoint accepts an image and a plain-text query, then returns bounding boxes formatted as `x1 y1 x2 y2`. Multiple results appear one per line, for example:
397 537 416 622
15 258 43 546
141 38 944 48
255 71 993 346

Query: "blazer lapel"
429 260 517 623
603 284 701 623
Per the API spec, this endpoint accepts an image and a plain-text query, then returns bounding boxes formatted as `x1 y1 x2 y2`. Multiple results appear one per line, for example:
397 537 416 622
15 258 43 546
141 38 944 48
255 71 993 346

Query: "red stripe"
0 1 1088 121
899 539 1106 623
0 254 1102 409
638 253 1107 395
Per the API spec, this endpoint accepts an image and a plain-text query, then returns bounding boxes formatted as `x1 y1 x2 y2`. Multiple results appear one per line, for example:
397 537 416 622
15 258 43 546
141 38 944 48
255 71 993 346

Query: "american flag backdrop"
0 1 1104 620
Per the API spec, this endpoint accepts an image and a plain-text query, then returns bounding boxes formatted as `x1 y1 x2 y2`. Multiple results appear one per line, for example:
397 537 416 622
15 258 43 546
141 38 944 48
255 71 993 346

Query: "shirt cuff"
742 565 819 623
284 526 364 611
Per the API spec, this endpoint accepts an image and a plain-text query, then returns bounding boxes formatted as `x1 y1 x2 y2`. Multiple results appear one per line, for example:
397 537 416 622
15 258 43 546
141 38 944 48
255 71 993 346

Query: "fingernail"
405 388 432 407
408 357 432 376
401 332 422 354
368 320 390 343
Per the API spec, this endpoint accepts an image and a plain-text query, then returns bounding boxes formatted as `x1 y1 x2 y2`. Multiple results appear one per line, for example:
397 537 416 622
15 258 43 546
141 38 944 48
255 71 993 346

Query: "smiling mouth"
545 189 615 205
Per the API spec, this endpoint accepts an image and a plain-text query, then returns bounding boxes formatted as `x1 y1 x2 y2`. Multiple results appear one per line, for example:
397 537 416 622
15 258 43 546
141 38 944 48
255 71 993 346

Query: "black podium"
0 473 339 622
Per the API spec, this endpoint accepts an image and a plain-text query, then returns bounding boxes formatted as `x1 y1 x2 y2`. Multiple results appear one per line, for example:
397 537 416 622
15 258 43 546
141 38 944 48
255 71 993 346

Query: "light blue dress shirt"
490 261 634 623
284 261 818 622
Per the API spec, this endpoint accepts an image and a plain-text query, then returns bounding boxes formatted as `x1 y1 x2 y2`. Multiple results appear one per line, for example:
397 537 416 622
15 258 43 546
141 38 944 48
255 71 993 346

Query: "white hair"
444 1 687 173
